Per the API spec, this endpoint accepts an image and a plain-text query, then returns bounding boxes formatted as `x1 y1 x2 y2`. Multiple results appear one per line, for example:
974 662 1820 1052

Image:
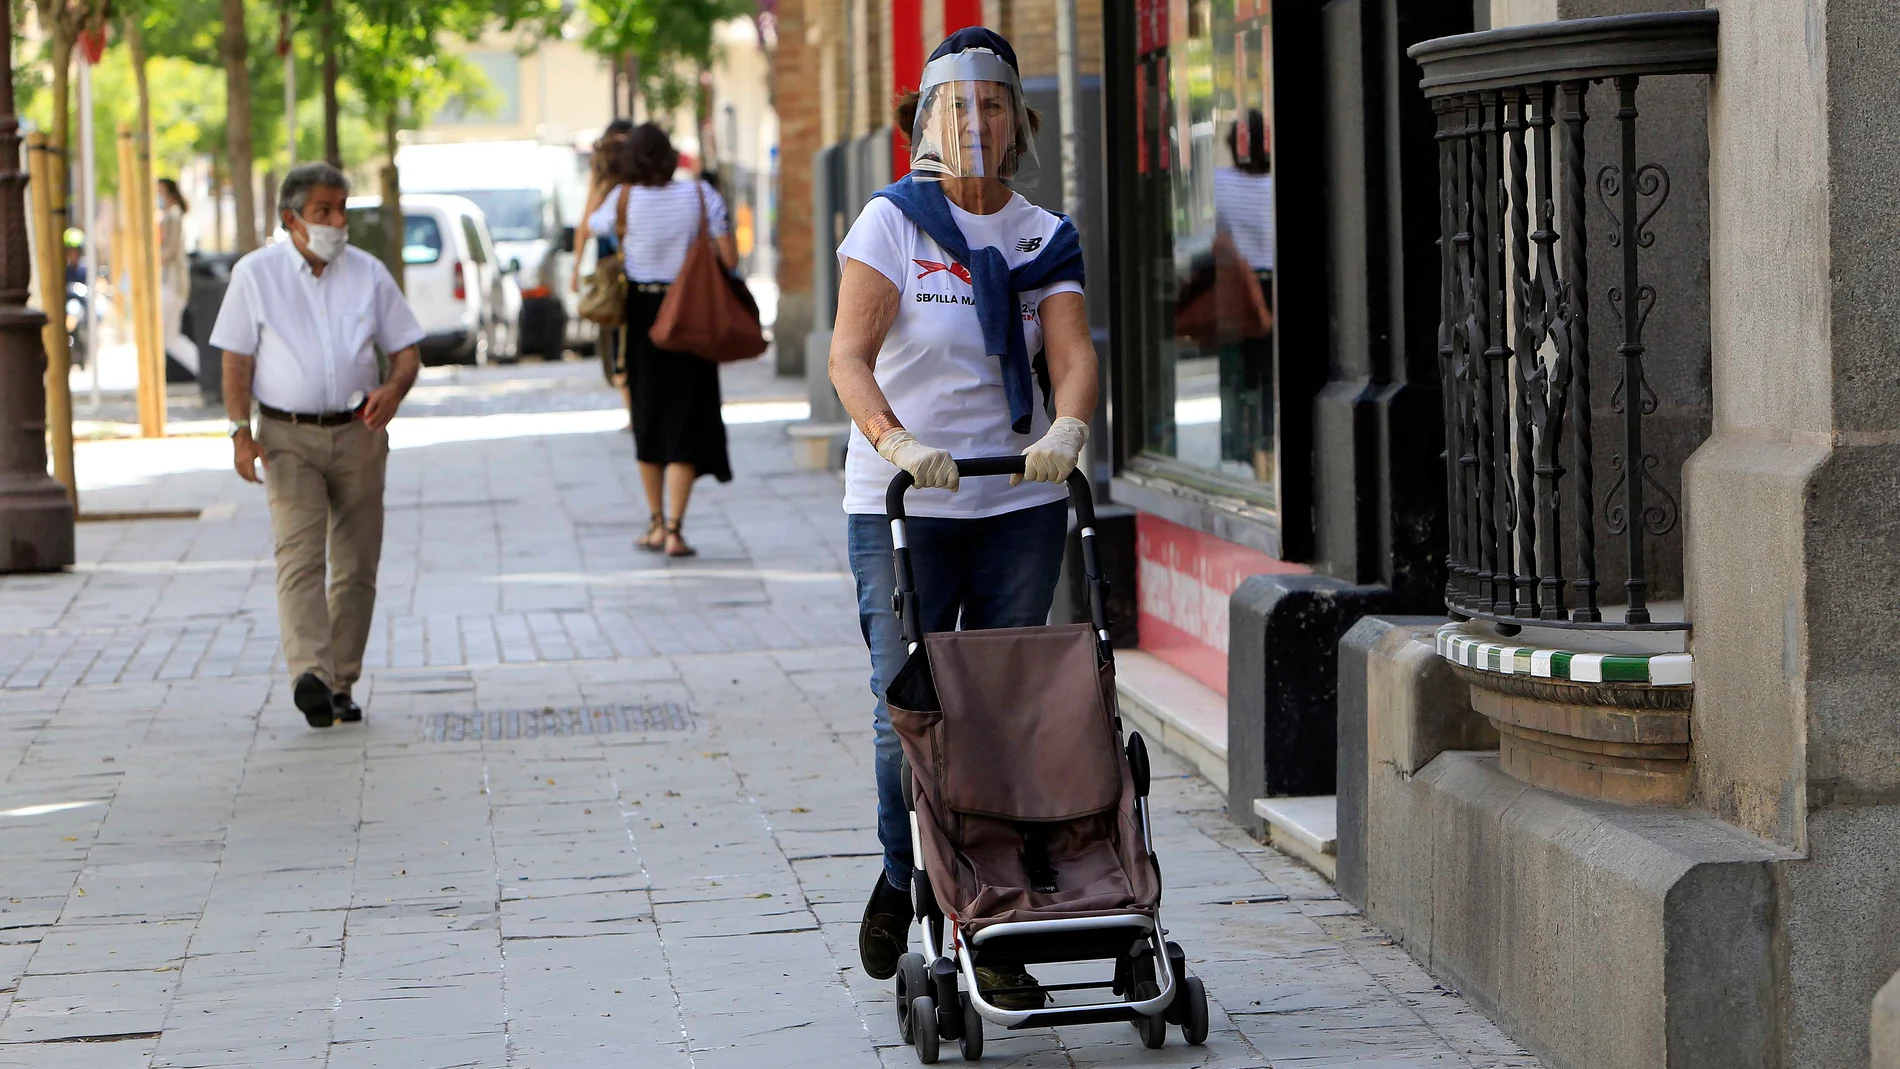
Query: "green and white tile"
1436 622 1693 686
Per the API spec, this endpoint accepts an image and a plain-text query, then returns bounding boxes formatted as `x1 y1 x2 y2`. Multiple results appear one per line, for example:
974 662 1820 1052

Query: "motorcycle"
64 280 89 370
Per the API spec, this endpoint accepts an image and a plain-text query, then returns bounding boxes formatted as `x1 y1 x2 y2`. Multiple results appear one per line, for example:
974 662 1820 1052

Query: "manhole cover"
419 702 697 742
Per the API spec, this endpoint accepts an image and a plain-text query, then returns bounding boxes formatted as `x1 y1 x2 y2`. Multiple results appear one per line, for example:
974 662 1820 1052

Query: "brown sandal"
636 512 666 552
664 520 696 558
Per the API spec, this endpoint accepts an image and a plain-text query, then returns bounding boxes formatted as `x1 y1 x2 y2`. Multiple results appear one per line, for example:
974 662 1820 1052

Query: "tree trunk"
126 19 151 155
221 0 256 252
626 53 640 121
321 0 340 166
380 107 403 292
210 166 224 252
48 31 71 235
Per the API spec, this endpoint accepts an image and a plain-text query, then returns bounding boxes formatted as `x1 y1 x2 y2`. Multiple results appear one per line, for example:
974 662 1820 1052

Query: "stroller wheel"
1134 982 1167 1049
957 992 984 1061
1180 975 1210 1045
897 953 928 1043
912 994 940 1063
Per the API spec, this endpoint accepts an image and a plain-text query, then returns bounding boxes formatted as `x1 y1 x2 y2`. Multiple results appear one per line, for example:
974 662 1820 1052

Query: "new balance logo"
1015 237 1044 253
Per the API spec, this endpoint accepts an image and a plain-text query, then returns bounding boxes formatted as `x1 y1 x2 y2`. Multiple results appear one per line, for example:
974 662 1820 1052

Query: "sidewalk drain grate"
420 702 697 742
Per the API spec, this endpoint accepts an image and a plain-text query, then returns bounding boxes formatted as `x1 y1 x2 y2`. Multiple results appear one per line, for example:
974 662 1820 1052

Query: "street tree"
30 0 108 238
335 0 558 285
220 0 256 250
578 0 752 124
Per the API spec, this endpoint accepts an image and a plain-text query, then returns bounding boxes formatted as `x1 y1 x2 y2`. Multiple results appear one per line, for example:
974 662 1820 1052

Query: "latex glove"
1014 416 1090 486
877 429 959 492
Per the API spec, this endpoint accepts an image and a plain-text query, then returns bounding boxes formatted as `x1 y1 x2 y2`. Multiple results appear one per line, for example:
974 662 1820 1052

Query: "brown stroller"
883 458 1210 1063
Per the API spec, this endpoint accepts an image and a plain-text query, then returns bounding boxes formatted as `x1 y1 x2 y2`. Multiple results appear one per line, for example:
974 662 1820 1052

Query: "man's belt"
258 402 364 426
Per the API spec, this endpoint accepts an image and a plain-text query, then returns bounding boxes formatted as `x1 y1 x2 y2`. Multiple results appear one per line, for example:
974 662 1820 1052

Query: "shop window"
1132 0 1277 495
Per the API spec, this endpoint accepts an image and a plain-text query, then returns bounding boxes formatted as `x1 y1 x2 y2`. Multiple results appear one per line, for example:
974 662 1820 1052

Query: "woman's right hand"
875 429 959 492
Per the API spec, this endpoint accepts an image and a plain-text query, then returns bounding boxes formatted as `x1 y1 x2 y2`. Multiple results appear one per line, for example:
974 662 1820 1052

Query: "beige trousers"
256 417 388 691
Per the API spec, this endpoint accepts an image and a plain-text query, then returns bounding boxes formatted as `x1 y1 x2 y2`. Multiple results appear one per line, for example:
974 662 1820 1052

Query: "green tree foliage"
578 0 753 122
22 50 221 195
17 0 564 242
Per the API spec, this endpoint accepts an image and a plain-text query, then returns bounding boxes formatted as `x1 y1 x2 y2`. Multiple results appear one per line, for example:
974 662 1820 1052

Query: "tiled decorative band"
1435 622 1692 687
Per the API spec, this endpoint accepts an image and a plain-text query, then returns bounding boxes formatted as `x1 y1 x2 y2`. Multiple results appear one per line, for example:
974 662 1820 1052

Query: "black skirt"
623 287 732 483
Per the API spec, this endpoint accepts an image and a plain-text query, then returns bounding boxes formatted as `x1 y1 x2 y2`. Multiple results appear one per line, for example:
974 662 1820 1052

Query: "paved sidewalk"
0 359 1539 1068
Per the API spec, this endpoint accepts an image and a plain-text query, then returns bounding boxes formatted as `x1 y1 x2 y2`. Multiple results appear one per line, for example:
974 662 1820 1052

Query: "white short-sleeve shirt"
209 241 426 414
586 179 730 284
837 193 1084 519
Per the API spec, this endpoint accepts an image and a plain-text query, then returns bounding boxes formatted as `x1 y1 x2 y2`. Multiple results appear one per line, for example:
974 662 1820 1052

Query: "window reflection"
1137 0 1278 492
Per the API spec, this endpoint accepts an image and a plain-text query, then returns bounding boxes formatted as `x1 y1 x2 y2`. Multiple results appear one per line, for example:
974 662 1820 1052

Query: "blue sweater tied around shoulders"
872 176 1085 435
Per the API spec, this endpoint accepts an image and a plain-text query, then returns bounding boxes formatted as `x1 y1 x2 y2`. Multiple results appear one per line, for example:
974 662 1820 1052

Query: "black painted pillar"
1227 0 1468 817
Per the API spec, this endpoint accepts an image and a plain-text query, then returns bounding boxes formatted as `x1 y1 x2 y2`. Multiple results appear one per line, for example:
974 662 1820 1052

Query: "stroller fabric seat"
888 623 1160 931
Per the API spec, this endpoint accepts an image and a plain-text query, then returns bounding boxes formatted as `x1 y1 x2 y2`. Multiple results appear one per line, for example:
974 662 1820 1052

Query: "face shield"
909 50 1039 185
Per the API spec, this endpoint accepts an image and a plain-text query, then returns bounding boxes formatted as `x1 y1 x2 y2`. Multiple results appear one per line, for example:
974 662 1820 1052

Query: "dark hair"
893 91 1041 171
158 177 188 213
615 123 680 187
604 118 634 136
1226 110 1271 175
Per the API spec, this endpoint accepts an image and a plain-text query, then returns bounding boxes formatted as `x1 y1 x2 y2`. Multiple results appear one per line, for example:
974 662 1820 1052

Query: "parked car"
395 140 592 359
346 193 521 366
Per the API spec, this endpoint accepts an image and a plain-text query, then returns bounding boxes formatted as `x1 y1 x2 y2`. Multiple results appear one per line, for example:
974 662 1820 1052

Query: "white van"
345 193 521 366
395 141 590 359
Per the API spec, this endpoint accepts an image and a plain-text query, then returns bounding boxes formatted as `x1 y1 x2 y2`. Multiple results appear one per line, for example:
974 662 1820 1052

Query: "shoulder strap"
693 180 709 240
614 185 629 242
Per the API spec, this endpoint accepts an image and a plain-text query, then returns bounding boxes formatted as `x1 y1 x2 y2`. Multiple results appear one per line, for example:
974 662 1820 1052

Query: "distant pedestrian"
575 120 635 391
157 178 200 377
586 122 736 558
210 163 427 729
573 118 635 293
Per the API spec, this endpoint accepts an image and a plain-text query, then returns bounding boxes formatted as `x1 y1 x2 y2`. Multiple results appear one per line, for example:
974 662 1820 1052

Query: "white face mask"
295 213 348 263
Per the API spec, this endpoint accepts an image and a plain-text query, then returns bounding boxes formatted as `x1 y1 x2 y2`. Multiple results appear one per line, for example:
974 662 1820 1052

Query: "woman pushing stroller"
829 27 1095 996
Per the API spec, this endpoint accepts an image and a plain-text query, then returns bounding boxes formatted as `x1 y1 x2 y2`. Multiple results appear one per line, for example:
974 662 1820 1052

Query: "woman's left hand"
1015 416 1090 485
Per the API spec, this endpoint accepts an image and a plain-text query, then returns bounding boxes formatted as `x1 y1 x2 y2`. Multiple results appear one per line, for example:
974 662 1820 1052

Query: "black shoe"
333 693 363 723
859 873 913 980
293 672 335 728
976 965 1049 1010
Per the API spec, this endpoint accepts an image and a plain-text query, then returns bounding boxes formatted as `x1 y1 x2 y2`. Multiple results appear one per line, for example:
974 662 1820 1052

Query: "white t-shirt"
837 193 1084 519
585 179 730 283
1214 168 1275 271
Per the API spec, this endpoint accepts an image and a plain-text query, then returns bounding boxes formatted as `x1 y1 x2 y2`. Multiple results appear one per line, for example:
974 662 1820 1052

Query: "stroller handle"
884 457 1112 648
883 455 1098 528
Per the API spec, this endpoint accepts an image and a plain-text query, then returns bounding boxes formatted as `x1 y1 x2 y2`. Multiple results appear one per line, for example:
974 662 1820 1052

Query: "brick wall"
773 0 1108 308
1000 0 1104 80
773 0 817 296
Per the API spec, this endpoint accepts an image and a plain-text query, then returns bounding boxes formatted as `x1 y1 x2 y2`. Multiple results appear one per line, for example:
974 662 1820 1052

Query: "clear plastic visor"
909 79 1037 183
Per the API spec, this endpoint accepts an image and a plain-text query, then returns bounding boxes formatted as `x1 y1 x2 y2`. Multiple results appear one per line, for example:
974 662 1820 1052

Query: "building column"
1688 0 1900 1063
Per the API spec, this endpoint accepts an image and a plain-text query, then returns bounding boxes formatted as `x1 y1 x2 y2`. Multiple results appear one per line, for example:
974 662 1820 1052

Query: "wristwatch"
228 419 250 439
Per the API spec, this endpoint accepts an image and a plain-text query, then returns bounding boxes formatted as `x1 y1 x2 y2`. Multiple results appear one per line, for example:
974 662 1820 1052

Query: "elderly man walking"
212 163 426 729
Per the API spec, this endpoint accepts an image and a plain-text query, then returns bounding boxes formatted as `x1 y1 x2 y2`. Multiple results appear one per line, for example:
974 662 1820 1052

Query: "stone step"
1252 795 1338 882
1113 649 1227 794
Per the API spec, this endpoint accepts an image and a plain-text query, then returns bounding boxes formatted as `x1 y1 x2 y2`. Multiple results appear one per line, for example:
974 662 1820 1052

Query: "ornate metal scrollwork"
1603 454 1680 538
1422 61 1694 630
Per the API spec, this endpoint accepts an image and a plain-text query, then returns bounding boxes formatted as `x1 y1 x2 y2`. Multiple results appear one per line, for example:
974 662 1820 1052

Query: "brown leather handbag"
1173 228 1272 349
648 182 769 363
577 186 628 327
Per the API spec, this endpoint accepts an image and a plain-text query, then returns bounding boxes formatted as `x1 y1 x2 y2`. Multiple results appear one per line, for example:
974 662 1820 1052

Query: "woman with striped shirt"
587 124 738 557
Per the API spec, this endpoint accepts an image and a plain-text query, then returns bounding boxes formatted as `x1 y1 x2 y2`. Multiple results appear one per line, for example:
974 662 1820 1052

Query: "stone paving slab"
0 360 1540 1068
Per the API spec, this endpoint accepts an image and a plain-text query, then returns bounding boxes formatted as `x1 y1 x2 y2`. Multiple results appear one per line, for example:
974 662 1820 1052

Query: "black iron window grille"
1409 12 1716 633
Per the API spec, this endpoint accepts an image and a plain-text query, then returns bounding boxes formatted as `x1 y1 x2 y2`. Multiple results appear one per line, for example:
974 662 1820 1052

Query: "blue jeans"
847 500 1070 890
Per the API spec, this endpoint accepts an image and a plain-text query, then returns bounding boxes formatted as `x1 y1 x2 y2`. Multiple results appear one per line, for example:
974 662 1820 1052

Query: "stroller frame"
886 457 1208 1061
